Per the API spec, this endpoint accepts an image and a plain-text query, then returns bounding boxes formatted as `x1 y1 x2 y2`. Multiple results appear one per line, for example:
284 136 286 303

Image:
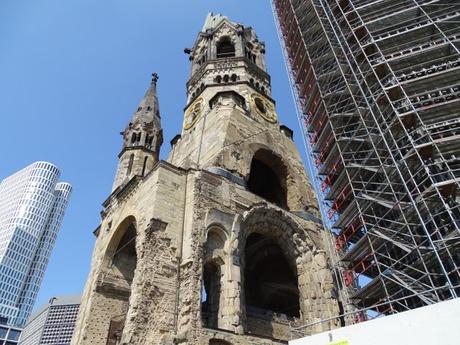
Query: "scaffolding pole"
272 0 460 335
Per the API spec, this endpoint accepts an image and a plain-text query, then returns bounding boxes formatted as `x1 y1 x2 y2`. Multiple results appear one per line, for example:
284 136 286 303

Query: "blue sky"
0 0 312 312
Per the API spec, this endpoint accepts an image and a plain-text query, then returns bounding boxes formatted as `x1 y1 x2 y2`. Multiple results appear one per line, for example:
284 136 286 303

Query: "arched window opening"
127 154 134 176
249 78 254 85
131 132 141 144
223 75 229 83
247 150 288 209
142 157 148 176
111 223 137 284
244 233 299 317
216 37 235 58
105 219 137 345
202 262 221 329
231 74 237 82
215 75 222 84
145 135 153 147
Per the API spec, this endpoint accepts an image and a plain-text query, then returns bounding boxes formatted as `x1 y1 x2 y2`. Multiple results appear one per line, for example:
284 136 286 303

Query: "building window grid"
0 163 71 327
35 304 80 344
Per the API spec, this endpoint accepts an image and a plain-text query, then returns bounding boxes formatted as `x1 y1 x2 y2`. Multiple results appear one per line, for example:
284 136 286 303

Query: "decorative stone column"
220 257 244 334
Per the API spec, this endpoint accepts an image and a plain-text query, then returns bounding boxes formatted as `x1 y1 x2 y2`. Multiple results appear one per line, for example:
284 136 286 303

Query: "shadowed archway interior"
202 227 226 329
112 223 137 284
247 149 288 209
216 37 235 58
202 262 222 328
106 221 137 345
244 233 300 317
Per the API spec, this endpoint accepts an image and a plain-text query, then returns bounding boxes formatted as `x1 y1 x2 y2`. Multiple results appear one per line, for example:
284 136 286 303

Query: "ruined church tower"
72 14 343 345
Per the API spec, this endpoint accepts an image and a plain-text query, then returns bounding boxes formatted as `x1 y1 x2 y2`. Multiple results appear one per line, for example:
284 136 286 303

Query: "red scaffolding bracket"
335 218 363 251
344 252 376 287
327 185 352 219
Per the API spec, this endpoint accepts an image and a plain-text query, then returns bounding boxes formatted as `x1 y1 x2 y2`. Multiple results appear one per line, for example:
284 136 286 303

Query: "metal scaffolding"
272 0 460 333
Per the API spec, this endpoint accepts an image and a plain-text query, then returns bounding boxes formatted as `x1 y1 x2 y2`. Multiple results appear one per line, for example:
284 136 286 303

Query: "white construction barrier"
290 298 460 345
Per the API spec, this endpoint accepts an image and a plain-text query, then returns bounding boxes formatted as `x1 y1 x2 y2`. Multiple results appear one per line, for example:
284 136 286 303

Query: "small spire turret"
112 74 163 191
132 73 161 123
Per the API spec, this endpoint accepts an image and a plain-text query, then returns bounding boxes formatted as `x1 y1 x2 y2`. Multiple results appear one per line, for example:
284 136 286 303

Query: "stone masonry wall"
168 87 319 216
72 163 187 345
73 162 341 345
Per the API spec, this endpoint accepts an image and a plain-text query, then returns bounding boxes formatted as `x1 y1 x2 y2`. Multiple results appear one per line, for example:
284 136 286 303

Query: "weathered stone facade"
72 14 345 345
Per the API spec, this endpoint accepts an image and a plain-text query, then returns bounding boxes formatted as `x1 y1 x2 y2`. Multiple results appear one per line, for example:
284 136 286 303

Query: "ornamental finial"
151 73 159 85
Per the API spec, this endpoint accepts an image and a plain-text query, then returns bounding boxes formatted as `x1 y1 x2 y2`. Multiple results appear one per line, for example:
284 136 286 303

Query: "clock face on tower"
250 93 277 123
184 97 204 130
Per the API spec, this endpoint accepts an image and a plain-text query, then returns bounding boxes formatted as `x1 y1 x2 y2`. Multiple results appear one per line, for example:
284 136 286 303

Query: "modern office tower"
272 0 460 327
0 162 72 328
19 296 80 345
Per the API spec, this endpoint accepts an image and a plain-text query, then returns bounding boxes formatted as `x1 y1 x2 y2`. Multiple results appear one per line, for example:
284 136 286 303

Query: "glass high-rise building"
0 319 22 345
272 0 460 329
19 296 80 345
0 162 72 328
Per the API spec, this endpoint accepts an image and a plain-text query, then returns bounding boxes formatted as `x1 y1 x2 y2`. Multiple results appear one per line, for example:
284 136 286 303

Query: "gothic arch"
216 36 236 58
236 142 312 211
101 216 138 344
244 232 300 317
235 206 317 326
247 148 288 209
235 204 315 256
202 226 227 329
105 216 137 257
202 260 223 328
204 225 227 260
104 216 138 284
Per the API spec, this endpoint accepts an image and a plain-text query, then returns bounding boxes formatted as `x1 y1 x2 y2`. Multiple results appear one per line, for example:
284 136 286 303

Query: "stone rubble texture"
72 13 346 345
